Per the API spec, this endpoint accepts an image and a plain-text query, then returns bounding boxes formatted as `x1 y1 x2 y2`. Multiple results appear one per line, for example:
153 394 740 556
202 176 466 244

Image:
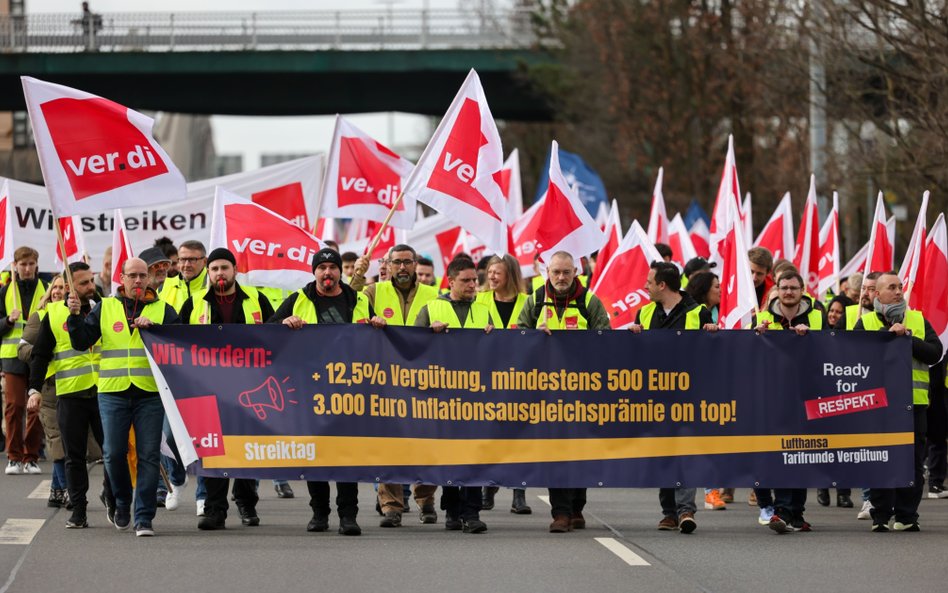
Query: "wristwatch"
27 388 40 397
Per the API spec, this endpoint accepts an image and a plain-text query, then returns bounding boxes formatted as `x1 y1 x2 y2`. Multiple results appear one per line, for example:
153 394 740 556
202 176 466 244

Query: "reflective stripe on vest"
425 299 490 329
98 298 165 394
188 286 264 325
477 291 526 329
47 301 98 395
638 301 704 330
1 279 46 358
859 309 929 405
372 282 438 327
539 291 594 330
755 309 824 330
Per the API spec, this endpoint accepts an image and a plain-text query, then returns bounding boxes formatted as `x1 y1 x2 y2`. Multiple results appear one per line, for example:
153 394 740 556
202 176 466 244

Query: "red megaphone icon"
238 376 285 420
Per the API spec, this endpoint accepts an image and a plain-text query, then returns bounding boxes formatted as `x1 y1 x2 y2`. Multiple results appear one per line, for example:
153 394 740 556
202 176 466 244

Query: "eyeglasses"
123 273 148 280
779 285 802 292
179 257 204 264
390 259 415 267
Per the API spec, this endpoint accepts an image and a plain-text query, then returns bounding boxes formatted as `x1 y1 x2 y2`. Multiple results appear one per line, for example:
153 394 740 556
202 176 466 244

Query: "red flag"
535 141 605 262
21 76 185 217
209 187 327 290
320 115 416 229
816 192 840 298
709 135 743 263
400 69 507 253
718 197 757 329
0 181 14 271
864 192 894 274
498 149 524 222
591 220 662 329
900 191 929 308
754 192 794 261
920 213 948 355
792 175 820 294
689 218 710 259
667 214 698 267
110 209 133 294
591 200 622 287
54 215 85 271
646 167 669 245
250 182 310 230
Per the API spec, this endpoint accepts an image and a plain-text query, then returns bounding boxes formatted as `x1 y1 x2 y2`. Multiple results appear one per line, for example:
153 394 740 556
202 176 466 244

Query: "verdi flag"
532 146 608 218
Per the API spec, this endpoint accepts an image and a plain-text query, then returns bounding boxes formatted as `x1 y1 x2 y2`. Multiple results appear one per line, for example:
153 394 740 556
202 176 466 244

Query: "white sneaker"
857 500 873 520
23 461 42 475
164 488 180 511
758 506 775 525
4 460 23 475
196 499 205 517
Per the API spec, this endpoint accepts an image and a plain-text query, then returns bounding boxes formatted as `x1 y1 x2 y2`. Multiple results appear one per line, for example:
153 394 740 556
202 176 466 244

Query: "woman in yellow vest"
475 254 532 514
2 246 46 475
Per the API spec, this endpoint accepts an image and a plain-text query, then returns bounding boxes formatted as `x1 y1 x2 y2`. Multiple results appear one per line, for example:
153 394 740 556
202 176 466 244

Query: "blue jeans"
98 393 164 525
51 459 66 490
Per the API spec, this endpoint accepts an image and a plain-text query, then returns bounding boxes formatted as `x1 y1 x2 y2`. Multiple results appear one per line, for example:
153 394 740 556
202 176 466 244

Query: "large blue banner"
144 325 914 488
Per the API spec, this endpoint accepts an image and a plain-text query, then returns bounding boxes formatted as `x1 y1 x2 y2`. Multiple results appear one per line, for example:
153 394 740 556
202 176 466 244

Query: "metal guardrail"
0 9 537 52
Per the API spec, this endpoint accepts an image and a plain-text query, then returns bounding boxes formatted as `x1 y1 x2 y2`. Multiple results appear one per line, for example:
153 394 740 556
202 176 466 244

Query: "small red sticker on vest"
62 322 69 332
252 311 262 324
383 307 394 319
112 321 124 333
565 317 578 329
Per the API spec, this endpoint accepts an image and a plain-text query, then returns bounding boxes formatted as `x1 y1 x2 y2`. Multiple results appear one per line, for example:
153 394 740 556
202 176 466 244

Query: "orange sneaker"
704 489 727 510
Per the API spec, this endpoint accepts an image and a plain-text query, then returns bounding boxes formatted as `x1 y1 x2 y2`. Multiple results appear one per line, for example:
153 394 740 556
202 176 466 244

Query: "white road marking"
0 519 44 545
595 537 651 566
537 495 551 507
27 481 51 500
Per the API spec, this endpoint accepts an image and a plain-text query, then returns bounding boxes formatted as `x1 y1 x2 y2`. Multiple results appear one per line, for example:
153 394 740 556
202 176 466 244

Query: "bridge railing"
0 8 538 52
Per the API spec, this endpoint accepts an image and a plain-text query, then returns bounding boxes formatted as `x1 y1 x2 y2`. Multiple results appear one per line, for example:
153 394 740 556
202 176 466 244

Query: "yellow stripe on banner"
201 432 913 469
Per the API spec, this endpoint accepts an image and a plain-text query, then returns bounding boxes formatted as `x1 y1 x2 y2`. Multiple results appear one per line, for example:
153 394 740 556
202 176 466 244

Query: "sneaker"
791 518 812 532
928 484 948 499
306 512 329 532
379 511 401 528
100 491 115 526
274 482 294 498
445 516 462 531
196 499 205 517
65 511 88 529
657 515 678 531
871 522 889 533
164 488 180 511
856 500 873 520
156 491 167 508
462 518 487 534
704 490 726 510
836 494 853 508
338 516 362 536
893 521 920 532
419 504 438 524
4 460 22 475
113 508 131 531
48 489 65 508
758 506 775 525
678 512 696 534
135 522 155 537
23 461 41 475
769 514 792 534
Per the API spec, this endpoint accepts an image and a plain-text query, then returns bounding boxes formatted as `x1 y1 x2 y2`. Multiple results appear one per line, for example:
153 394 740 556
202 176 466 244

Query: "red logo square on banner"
175 395 225 458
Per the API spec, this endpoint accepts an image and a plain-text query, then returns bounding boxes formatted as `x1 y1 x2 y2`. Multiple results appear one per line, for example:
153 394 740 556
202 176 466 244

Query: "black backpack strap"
533 284 589 322
532 285 546 321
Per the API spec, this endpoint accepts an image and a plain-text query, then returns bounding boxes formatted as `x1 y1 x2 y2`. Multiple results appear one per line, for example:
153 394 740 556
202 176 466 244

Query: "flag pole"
364 191 404 257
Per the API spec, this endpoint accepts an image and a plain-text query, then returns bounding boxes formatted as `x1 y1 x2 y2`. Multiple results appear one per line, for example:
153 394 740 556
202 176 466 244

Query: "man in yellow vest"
352 244 440 527
67 257 179 537
854 271 942 532
270 247 363 536
752 270 826 534
159 240 208 311
836 272 879 331
2 246 46 475
413 257 492 533
517 251 610 533
27 261 113 529
629 261 715 534
179 248 274 531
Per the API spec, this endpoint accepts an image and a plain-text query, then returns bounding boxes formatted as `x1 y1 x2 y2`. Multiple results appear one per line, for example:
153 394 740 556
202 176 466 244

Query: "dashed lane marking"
27 480 51 500
595 537 651 566
0 519 44 545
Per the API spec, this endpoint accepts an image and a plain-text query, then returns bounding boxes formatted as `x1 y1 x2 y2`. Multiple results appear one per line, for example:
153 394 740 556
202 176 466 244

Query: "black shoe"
239 507 260 527
510 489 532 514
445 517 462 531
48 489 65 508
816 489 830 507
274 483 294 499
462 518 487 533
100 490 115 526
338 516 362 536
113 507 131 531
379 511 401 528
198 513 226 530
65 511 88 529
481 487 498 511
307 512 329 532
419 504 438 524
836 494 853 508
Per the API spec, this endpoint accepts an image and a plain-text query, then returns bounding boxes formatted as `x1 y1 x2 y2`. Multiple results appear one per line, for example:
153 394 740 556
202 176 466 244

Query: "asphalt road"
2 463 946 593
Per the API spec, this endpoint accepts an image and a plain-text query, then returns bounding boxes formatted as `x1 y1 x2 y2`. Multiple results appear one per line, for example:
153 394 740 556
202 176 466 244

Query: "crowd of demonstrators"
4 230 947 541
